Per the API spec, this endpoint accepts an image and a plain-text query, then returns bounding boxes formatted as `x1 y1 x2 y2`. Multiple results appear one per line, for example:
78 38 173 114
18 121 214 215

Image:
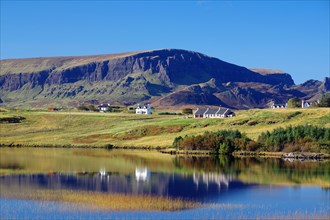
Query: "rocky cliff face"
0 49 292 89
249 68 295 86
0 49 327 109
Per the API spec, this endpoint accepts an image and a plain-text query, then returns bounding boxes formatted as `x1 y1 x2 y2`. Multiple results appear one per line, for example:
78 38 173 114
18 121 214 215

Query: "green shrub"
182 108 193 115
172 125 329 154
318 95 330 107
258 125 330 153
158 112 178 115
173 130 255 154
287 97 301 108
77 105 98 112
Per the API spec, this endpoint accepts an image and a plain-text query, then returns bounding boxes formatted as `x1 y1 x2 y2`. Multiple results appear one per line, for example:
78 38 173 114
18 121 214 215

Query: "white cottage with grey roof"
98 103 111 112
136 104 152 114
194 107 235 118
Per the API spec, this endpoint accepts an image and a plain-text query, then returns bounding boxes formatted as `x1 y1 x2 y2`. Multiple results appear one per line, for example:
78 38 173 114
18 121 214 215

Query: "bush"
287 97 301 108
172 136 183 149
318 95 330 107
77 105 98 112
158 112 178 115
258 125 330 153
182 108 193 115
172 125 330 154
173 130 256 154
105 106 123 112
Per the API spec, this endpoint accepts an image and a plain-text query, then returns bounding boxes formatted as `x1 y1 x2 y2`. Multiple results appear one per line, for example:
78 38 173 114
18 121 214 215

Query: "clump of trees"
318 95 330 107
287 97 301 108
106 106 122 112
258 125 330 153
173 130 258 154
77 105 97 111
182 108 193 115
158 112 182 115
173 125 330 154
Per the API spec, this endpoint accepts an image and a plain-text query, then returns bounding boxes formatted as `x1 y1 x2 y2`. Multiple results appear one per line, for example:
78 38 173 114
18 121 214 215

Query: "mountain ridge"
0 49 328 109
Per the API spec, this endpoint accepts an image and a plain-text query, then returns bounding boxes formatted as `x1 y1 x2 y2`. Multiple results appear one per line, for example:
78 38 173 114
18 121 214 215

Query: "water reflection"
1 148 329 188
135 167 150 182
0 170 254 202
1 149 329 219
173 156 330 188
193 172 231 189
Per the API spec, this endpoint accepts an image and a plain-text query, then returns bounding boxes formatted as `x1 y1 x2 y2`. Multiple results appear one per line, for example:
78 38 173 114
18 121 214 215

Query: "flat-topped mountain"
0 49 328 109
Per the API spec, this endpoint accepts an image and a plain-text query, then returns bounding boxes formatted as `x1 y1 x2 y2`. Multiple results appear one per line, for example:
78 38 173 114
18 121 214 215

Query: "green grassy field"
0 108 329 148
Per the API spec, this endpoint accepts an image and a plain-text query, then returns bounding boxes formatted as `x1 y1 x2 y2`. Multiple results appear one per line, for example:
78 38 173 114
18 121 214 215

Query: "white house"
136 104 152 114
302 100 319 108
194 107 235 118
98 103 111 112
271 103 287 109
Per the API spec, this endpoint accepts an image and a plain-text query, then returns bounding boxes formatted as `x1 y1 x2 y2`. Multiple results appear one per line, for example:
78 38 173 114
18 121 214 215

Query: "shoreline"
1 143 329 160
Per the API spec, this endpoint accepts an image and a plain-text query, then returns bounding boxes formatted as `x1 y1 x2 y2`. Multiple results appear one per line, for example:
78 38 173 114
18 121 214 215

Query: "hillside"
0 49 329 109
0 108 329 148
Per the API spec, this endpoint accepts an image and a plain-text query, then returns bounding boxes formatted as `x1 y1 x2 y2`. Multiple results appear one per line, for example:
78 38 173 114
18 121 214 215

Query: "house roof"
194 108 207 115
98 103 110 108
137 104 150 108
205 108 218 114
219 108 234 115
195 107 234 115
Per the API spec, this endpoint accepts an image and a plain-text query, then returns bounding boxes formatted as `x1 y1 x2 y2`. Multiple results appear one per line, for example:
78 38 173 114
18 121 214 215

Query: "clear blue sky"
1 1 329 84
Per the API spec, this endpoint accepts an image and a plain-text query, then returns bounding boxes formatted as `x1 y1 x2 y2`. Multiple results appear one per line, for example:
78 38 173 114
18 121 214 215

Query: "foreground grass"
0 189 200 211
0 108 329 148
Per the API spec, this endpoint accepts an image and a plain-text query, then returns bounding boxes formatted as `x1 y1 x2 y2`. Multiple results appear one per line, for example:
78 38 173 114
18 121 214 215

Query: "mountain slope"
0 49 328 109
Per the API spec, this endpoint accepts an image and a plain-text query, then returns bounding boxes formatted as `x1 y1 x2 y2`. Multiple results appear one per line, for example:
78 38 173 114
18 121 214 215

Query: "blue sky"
1 1 329 84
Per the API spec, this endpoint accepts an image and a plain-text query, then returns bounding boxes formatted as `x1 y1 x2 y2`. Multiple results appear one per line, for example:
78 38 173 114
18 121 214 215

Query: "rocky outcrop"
250 68 295 86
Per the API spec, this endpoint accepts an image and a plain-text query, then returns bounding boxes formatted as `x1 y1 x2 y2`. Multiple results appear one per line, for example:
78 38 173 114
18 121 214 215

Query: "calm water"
0 148 329 219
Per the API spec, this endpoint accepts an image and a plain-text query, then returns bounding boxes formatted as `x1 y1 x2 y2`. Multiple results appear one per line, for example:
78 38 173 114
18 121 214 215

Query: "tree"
318 95 330 107
182 108 193 115
77 105 89 111
88 105 97 112
172 136 183 149
287 97 301 108
77 105 98 111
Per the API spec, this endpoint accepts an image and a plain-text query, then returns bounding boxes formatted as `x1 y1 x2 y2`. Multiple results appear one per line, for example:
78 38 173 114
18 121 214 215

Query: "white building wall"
136 105 152 114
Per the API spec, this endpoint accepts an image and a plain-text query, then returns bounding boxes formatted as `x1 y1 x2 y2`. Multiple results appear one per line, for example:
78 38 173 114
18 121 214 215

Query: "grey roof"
216 107 226 115
220 108 234 115
195 107 234 116
137 104 150 107
195 107 233 115
98 103 110 108
205 108 218 114
194 108 207 115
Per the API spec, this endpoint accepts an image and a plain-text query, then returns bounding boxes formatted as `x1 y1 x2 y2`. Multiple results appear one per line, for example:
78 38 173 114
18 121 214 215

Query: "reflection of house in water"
99 168 107 177
0 172 250 201
135 167 150 181
193 172 232 190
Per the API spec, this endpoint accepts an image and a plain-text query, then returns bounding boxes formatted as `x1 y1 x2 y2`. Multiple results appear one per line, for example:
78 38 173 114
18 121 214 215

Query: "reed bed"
0 189 201 211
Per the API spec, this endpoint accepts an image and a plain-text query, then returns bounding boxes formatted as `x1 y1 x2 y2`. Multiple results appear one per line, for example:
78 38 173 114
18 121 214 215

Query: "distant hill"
0 49 328 109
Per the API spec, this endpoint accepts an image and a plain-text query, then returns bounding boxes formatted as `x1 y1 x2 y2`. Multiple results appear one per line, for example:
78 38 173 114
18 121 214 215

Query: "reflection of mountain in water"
0 171 253 201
